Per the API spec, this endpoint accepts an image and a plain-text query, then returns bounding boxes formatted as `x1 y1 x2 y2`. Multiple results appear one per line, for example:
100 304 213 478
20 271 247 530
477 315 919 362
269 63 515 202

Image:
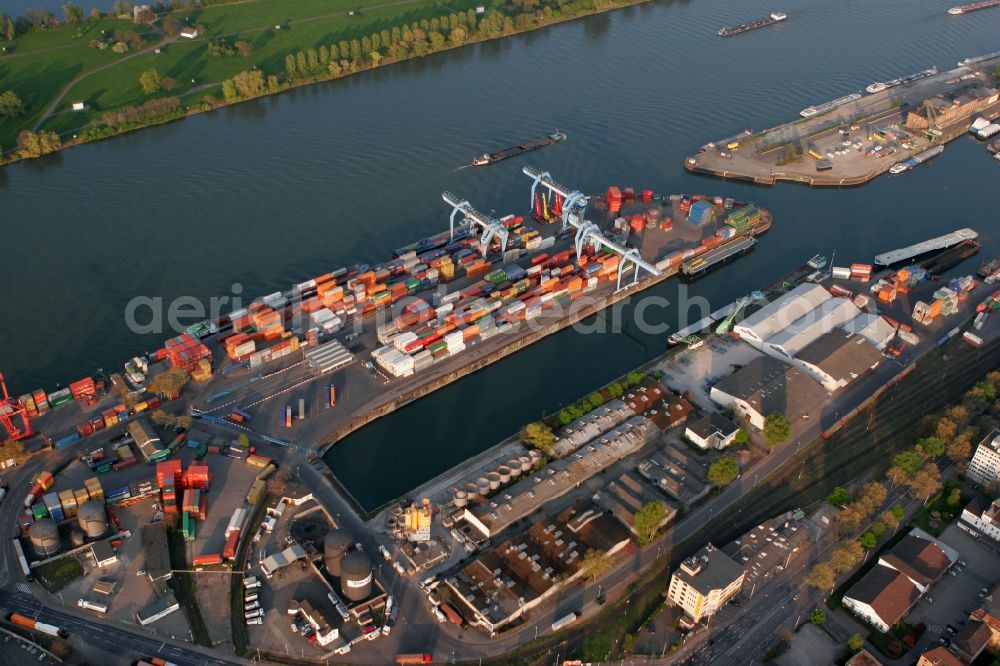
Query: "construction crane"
923 101 942 140
715 296 751 335
522 166 661 292
0 372 32 442
442 192 510 258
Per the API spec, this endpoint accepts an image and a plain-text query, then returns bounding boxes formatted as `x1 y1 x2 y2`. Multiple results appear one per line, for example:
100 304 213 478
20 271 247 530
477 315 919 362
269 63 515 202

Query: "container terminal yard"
2 166 771 495
685 51 1000 186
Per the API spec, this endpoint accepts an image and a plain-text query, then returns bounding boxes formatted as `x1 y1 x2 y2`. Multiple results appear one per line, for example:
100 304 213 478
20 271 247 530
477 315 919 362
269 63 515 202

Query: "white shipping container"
831 266 852 280
538 236 556 249
234 341 256 357
295 279 317 293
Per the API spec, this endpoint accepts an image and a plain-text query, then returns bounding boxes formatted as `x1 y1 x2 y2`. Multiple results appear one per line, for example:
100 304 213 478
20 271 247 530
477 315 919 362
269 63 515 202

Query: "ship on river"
888 145 945 174
800 92 863 118
717 11 787 37
948 0 1000 14
472 131 566 166
866 67 938 94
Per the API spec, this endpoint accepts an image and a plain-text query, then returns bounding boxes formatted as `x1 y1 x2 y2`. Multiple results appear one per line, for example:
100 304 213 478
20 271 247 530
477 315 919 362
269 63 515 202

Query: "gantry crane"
0 372 32 442
522 166 661 291
442 192 510 258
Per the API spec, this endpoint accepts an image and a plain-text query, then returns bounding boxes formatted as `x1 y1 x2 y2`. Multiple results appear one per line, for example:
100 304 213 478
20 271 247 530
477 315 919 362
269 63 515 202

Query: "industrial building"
637 447 711 507
843 312 896 350
666 543 745 626
446 503 629 633
762 297 860 359
592 471 677 537
552 399 633 458
967 429 1000 488
710 356 830 430
463 415 659 538
141 523 172 584
791 331 883 392
137 590 180 626
683 412 740 450
721 509 816 594
91 540 117 568
958 495 1000 545
401 500 432 542
733 283 832 348
261 543 307 578
905 83 1000 132
128 419 163 462
28 518 61 557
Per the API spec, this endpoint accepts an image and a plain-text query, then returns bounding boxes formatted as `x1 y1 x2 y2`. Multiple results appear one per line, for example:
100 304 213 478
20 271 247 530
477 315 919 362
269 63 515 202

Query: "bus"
12 538 32 581
551 612 580 632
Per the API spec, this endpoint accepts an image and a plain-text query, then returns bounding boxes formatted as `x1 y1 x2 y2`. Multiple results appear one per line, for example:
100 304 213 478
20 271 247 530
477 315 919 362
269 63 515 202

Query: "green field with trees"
0 0 647 160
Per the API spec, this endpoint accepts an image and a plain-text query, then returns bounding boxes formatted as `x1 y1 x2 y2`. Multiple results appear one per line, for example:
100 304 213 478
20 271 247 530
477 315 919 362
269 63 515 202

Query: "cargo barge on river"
717 12 787 37
948 0 1000 14
8 167 771 459
472 132 566 166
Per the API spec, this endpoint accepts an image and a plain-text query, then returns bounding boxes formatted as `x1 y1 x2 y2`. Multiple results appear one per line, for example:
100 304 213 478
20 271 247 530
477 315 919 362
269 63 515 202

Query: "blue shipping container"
55 433 81 448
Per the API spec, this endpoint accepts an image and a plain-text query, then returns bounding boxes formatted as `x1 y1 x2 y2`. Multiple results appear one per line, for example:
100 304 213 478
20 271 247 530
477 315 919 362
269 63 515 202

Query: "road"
0 589 236 666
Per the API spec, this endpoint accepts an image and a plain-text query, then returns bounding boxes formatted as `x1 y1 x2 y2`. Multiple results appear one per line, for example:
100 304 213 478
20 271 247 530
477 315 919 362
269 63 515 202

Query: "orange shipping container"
929 300 942 317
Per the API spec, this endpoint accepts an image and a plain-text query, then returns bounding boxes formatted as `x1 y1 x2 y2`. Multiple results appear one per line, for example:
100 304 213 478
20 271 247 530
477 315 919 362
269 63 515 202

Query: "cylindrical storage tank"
528 449 542 463
453 490 468 508
508 460 523 478
324 529 354 577
466 482 479 497
518 456 532 472
476 477 490 495
29 518 61 557
340 551 373 602
391 505 404 517
77 500 107 538
69 531 85 548
497 466 512 483
487 472 501 491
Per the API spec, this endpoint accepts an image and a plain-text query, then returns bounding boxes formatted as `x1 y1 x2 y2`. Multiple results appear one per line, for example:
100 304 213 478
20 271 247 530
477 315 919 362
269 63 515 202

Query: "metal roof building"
793 331 883 392
763 297 860 359
261 543 307 577
710 356 830 430
733 284 831 348
843 312 896 350
304 339 355 375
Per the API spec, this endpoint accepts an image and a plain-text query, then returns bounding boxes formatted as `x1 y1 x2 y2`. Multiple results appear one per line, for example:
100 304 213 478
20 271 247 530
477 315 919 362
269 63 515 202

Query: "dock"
684 53 1000 187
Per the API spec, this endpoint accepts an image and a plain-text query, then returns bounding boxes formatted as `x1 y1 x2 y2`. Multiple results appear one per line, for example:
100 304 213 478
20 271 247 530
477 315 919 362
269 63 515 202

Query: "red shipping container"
77 422 95 437
193 553 222 566
70 377 96 399
223 530 240 559
198 495 207 521
113 457 138 471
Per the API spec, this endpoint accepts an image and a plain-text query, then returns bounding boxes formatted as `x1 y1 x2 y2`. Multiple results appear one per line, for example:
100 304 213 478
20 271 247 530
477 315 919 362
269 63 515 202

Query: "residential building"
843 564 920 632
662 395 694 428
951 619 992 662
792 331 882 392
294 600 339 647
878 530 955 593
916 647 964 666
666 544 745 626
958 495 1000 544
721 509 815 592
179 27 199 38
710 355 829 430
967 429 1000 488
446 503 629 633
684 412 740 450
846 649 884 666
969 589 1000 652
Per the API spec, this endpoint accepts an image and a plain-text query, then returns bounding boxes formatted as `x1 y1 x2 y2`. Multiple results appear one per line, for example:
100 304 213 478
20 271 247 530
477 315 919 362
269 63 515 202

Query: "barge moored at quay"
4 167 772 459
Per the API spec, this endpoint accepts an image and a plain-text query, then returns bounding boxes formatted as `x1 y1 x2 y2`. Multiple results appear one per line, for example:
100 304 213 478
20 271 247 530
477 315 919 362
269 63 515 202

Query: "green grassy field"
33 555 83 593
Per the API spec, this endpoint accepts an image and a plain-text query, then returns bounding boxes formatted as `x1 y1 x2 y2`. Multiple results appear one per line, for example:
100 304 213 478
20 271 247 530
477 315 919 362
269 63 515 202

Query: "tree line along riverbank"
0 0 649 165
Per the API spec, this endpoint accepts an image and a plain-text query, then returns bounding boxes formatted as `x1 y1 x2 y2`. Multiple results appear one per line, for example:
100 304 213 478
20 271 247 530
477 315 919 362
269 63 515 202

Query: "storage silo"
507 460 523 478
324 529 353 577
29 518 61 557
340 551 373 602
497 466 512 484
487 472 501 491
518 456 532 472
466 482 479 498
475 477 490 495
77 500 108 538
452 489 468 508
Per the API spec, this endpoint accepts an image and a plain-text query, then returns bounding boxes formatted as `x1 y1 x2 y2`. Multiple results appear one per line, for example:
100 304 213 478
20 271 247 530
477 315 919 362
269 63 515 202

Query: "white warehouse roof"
734 284 832 345
764 297 860 358
842 313 896 350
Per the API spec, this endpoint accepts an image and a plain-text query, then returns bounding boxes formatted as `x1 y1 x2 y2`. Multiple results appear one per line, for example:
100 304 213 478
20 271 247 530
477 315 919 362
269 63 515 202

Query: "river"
1 0 998 510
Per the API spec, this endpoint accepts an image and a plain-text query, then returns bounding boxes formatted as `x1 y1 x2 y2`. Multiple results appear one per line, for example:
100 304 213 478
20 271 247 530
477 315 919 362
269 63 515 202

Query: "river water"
1 0 998 509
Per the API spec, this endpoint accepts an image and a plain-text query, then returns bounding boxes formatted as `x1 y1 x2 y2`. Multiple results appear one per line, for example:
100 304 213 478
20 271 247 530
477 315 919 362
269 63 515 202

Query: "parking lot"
0 632 56 665
655 336 762 411
905 523 1000 654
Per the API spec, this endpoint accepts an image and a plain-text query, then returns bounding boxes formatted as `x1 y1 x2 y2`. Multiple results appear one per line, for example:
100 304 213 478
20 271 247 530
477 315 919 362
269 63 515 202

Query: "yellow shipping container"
246 479 266 505
75 488 90 504
133 401 149 413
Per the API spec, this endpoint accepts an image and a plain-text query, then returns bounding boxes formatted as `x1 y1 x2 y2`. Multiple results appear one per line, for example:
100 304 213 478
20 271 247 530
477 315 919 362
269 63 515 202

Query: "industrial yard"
685 53 1000 186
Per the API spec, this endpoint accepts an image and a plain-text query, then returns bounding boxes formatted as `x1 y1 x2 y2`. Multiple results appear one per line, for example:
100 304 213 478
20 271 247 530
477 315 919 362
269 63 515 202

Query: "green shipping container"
197 443 208 459
429 341 447 354
32 503 49 519
404 278 421 290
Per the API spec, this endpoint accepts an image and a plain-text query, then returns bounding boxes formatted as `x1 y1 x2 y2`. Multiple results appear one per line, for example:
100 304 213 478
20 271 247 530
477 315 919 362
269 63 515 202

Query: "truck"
439 602 465 627
396 655 433 665
551 612 580 632
77 598 109 614
7 613 68 638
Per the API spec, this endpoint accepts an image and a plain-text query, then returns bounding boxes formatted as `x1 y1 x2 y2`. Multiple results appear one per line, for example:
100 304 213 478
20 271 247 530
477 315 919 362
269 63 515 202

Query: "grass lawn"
912 479 964 537
33 555 83 593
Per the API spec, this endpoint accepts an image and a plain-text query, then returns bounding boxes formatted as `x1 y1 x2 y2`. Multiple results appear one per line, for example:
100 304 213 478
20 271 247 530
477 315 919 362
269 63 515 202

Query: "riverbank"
0 0 649 166
684 55 1000 187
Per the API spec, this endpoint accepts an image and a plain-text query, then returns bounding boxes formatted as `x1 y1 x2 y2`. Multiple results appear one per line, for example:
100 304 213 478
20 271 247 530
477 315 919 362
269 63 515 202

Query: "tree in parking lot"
810 608 826 626
634 501 668 546
707 456 739 488
859 531 877 550
579 549 611 581
763 413 790 448
847 634 865 653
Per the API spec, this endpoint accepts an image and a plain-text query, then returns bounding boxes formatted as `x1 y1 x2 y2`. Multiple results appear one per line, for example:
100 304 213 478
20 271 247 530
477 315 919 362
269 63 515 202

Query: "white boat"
800 93 863 118
888 162 911 174
874 228 979 266
865 67 937 95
